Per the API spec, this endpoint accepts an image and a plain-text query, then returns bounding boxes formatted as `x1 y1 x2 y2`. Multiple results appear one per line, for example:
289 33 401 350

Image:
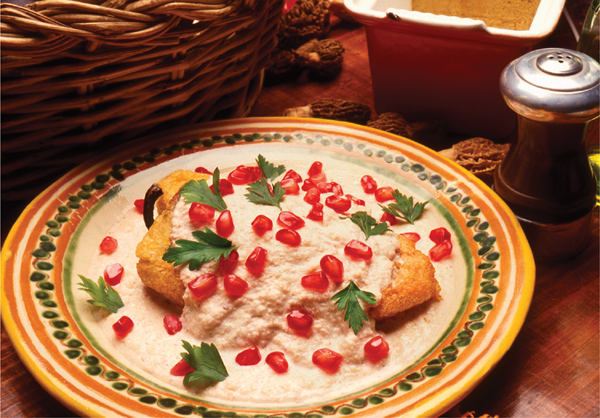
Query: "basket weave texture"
1 0 282 200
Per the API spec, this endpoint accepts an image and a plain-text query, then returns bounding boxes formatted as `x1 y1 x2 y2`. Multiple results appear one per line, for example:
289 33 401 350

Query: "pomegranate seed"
103 263 124 286
283 169 302 183
170 358 194 376
304 187 321 204
189 202 215 223
251 215 273 236
112 316 134 338
330 182 343 196
194 166 211 174
223 274 248 298
100 236 118 254
308 161 323 177
312 348 343 373
310 171 327 184
210 179 234 196
429 227 451 244
360 175 378 194
320 255 344 284
287 309 313 336
236 346 261 365
301 271 329 292
325 195 351 213
307 203 324 221
216 210 235 237
245 247 267 275
277 211 305 230
401 232 421 243
429 240 453 262
219 249 239 275
346 194 365 206
188 273 218 301
134 199 144 214
280 178 300 195
375 186 395 203
344 240 373 261
301 178 319 191
317 181 332 193
228 165 261 185
381 211 398 226
266 351 289 374
364 336 390 363
275 229 301 246
163 314 183 335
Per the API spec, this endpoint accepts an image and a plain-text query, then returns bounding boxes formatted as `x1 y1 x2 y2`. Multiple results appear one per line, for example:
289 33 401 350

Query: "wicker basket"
1 0 282 200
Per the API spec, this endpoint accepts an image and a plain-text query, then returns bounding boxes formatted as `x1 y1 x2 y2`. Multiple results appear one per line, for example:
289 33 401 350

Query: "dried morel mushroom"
265 49 302 80
284 98 372 125
294 38 344 78
278 0 332 51
367 112 414 138
439 137 510 185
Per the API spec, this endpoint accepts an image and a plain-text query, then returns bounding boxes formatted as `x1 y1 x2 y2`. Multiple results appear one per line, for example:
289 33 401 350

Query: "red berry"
219 249 239 275
170 358 194 376
134 199 144 214
301 271 329 292
312 348 343 373
308 161 323 177
100 236 118 254
245 247 267 275
223 274 248 298
275 229 301 246
307 203 324 221
104 263 124 286
280 178 300 195
277 211 305 230
228 165 261 185
429 240 453 262
375 186 394 203
194 166 211 174
266 351 289 374
236 346 261 366
344 240 373 261
210 179 234 196
330 182 343 196
251 215 273 236
401 232 421 242
380 211 398 226
345 194 365 206
303 187 321 204
216 210 235 237
283 169 302 183
163 314 183 335
429 227 451 244
301 178 319 191
360 175 378 194
112 316 134 338
188 273 218 301
287 309 313 336
320 255 343 284
325 195 351 213
364 336 390 363
189 202 215 223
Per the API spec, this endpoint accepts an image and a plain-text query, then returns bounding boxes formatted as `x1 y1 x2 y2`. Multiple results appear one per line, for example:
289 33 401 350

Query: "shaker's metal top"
500 48 600 122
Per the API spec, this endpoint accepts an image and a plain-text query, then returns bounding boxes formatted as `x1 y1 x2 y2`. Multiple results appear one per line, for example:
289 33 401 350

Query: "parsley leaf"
256 154 286 181
245 177 286 210
180 341 228 387
162 227 237 270
78 275 124 313
331 281 377 335
179 168 227 211
342 211 391 240
380 190 428 225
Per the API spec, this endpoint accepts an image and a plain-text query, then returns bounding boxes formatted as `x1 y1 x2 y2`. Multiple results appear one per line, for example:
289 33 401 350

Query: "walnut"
439 137 510 185
283 98 372 125
367 112 413 138
278 0 331 51
294 38 344 78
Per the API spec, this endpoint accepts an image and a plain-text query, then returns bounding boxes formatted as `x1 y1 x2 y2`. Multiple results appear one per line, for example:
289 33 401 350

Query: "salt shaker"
495 48 600 262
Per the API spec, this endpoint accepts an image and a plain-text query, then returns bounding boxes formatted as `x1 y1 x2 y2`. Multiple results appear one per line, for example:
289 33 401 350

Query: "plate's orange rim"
1 117 535 417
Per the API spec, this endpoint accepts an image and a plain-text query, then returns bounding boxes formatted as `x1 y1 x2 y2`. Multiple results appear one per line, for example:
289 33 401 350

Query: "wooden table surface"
2 1 598 417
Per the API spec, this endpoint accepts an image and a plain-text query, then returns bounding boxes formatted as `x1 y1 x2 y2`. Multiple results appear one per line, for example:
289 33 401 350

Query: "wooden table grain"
2 1 598 417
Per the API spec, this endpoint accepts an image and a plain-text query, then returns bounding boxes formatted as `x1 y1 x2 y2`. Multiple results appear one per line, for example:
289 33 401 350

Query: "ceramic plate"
2 118 534 417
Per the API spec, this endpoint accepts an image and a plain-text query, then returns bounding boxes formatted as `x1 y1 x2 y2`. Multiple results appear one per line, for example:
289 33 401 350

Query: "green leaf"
341 211 391 240
162 227 236 270
380 190 428 225
245 178 286 210
331 281 376 335
78 275 123 313
179 168 227 211
181 341 228 387
256 154 286 181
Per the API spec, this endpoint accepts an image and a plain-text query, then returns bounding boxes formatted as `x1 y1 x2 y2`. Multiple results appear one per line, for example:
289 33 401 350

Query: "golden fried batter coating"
135 170 209 306
371 235 441 320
